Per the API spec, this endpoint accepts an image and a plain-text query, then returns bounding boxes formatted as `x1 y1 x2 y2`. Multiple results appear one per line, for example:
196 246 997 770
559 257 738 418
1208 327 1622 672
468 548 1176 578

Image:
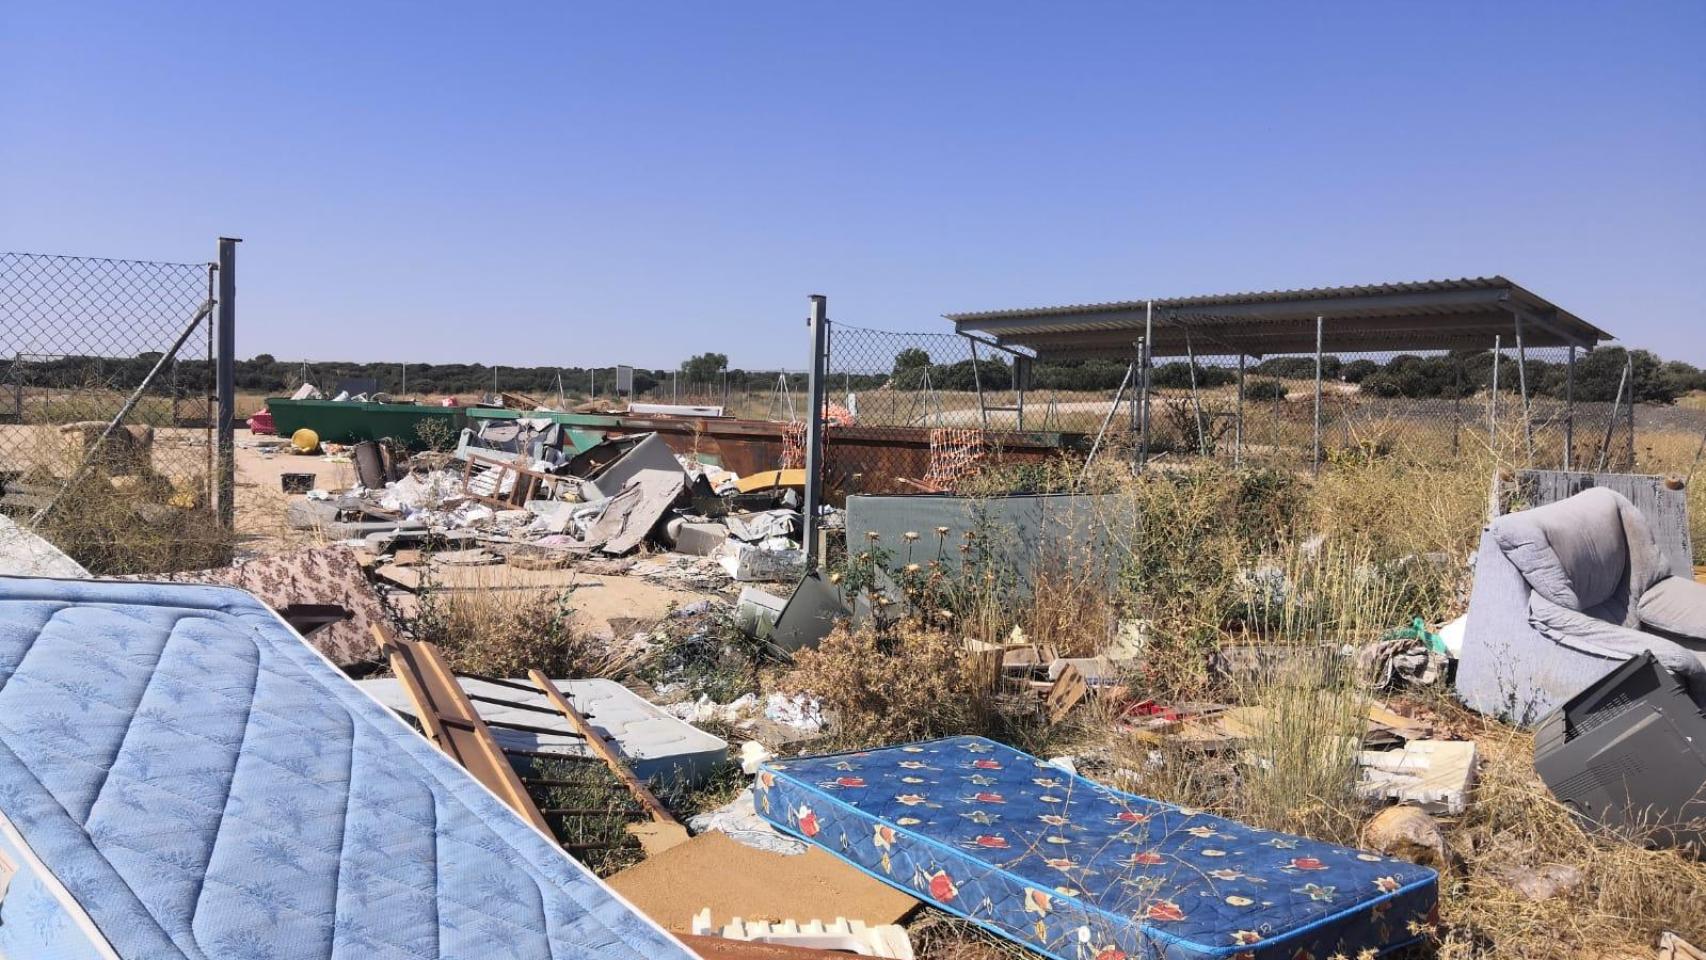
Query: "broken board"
608 830 918 934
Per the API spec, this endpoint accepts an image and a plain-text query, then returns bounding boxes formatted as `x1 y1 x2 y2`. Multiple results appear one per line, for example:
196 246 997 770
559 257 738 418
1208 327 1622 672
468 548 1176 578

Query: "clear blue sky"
4 2 1703 368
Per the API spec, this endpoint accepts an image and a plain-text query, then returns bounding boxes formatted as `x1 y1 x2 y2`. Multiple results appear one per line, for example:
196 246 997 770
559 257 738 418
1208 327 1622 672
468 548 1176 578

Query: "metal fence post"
1624 352 1637 470
802 295 829 571
1489 335 1501 458
1235 353 1245 467
1564 345 1576 470
1137 301 1153 468
1312 315 1323 475
215 237 240 533
1514 313 1534 466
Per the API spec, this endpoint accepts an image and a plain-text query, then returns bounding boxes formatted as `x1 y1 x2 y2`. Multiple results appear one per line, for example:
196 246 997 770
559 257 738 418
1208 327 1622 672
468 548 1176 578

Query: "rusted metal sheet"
589 417 1076 498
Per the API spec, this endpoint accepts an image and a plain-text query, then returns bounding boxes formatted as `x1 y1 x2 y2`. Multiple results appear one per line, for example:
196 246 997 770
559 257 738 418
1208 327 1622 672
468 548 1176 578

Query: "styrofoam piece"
690 908 914 958
1437 614 1467 659
360 676 729 785
1358 739 1478 815
739 741 772 775
629 402 725 418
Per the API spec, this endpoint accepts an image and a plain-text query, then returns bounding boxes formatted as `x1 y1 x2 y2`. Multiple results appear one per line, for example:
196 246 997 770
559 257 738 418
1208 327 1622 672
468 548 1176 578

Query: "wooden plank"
415 642 554 836
528 669 681 827
373 626 448 748
1045 662 1089 724
1517 470 1694 579
379 628 554 837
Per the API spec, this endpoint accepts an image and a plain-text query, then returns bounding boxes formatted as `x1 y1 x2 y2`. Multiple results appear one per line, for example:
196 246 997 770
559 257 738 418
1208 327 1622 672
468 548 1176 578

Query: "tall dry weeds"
413 578 644 679
779 620 993 749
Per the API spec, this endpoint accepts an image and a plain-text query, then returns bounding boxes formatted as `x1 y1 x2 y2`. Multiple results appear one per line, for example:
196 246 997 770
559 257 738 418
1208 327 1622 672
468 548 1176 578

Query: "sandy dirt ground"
385 562 714 640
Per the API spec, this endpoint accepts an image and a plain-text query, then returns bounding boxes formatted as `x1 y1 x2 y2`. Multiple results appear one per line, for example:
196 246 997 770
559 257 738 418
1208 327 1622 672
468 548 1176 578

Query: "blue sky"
4 2 1703 368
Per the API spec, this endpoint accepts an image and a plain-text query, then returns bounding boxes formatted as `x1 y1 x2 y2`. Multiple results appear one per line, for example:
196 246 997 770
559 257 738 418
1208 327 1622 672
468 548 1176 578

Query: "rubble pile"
284 423 829 586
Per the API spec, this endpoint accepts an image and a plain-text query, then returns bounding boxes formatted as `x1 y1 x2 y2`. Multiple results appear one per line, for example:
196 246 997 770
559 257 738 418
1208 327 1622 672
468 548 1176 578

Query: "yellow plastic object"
735 468 806 494
290 427 321 454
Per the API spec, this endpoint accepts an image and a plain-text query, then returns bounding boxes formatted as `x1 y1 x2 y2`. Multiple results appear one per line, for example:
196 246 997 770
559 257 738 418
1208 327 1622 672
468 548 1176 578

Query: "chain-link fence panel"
1 251 226 572
818 323 1119 496
815 322 1667 490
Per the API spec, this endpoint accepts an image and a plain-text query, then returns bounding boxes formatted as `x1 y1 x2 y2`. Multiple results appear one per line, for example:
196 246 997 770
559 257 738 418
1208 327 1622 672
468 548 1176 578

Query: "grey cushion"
1492 487 1630 610
1531 592 1706 690
1639 576 1706 642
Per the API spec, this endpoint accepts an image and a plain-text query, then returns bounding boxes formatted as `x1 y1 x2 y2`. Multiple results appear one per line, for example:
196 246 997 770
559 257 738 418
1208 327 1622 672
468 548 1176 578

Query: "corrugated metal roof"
943 277 1513 322
945 277 1610 359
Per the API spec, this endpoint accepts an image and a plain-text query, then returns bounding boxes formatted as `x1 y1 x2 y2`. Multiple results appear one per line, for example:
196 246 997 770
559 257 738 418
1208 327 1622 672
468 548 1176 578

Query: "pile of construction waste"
285 422 830 586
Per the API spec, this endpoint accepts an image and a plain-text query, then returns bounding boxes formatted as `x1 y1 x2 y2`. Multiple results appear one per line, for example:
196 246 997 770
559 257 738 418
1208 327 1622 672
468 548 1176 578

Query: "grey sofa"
1456 487 1706 725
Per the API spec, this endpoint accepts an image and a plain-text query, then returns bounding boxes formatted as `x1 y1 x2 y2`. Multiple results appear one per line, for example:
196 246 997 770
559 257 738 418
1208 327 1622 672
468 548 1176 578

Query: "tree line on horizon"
5 346 1704 406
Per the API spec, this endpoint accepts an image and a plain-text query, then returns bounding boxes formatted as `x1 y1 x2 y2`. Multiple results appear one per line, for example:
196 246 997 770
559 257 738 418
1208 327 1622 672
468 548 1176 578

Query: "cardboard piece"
1357 739 1478 815
607 831 918 934
1045 662 1089 724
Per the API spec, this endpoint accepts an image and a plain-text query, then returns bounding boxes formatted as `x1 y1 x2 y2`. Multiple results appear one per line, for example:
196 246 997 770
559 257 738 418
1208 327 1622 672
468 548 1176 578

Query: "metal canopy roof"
945 277 1611 360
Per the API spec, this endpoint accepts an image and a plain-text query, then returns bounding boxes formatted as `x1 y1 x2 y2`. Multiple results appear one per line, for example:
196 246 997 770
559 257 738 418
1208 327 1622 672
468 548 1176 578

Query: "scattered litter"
739 740 773 775
718 539 807 582
763 693 825 733
687 787 807 855
1660 932 1706 960
1488 861 1584 902
1362 804 1451 870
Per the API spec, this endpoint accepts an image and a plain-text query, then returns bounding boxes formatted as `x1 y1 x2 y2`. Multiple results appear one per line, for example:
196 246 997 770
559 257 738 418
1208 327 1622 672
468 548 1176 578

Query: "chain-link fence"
818 323 1101 495
815 323 1667 494
1 251 229 572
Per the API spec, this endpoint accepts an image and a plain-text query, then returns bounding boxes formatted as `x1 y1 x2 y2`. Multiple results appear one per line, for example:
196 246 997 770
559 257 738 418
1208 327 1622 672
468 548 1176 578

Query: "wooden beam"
378 628 554 837
528 669 680 827
374 626 449 748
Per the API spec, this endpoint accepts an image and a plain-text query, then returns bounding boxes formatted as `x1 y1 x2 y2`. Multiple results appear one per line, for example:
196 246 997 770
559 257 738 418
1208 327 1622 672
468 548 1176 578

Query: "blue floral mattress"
0 576 693 960
755 736 1436 960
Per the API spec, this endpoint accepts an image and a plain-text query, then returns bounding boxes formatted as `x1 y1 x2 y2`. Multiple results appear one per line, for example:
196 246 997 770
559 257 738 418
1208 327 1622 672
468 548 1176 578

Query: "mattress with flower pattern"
755 736 1436 960
0 576 693 960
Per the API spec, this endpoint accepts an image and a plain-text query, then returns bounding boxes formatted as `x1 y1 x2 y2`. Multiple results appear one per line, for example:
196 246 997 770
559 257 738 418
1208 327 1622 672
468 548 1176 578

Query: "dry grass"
1435 715 1706 958
779 620 995 749
412 577 645 680
784 446 1706 958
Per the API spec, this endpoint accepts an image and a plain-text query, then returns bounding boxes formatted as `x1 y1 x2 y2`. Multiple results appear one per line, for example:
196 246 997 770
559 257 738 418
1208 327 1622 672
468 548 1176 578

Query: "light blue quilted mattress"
0 576 694 960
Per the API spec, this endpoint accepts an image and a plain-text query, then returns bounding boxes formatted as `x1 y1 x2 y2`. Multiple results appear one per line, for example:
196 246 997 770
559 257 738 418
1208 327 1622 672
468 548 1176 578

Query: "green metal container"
265 398 468 450
465 407 624 455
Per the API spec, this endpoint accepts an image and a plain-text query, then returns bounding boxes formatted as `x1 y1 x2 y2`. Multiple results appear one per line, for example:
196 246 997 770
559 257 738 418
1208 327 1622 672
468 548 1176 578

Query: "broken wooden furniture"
375 628 689 858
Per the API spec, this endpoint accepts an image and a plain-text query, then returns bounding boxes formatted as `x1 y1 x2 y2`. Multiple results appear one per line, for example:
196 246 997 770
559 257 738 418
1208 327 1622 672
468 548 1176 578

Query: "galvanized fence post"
1312 315 1323 475
1137 301 1153 469
1489 335 1501 460
1564 345 1576 470
802 295 829 570
215 237 240 533
1234 353 1245 467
